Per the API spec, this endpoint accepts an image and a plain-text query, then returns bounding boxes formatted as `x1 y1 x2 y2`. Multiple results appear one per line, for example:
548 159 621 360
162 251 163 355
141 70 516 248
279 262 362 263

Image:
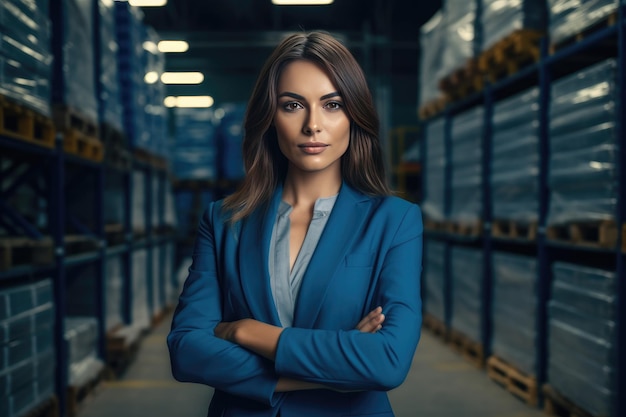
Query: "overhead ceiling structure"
140 0 441 107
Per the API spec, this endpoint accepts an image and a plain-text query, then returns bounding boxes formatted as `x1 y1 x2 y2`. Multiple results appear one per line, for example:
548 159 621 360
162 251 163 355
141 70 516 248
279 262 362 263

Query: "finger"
357 313 385 333
355 306 383 329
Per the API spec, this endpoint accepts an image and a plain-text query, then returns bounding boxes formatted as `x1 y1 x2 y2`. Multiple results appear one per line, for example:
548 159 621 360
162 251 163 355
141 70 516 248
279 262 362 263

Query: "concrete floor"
79 314 545 417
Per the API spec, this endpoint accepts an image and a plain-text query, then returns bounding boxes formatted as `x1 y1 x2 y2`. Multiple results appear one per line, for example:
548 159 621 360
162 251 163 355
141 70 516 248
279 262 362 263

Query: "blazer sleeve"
167 203 283 406
274 203 423 391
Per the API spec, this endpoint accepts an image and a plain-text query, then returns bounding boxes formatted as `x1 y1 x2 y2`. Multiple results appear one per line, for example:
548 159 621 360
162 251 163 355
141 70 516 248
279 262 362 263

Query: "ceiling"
140 0 441 106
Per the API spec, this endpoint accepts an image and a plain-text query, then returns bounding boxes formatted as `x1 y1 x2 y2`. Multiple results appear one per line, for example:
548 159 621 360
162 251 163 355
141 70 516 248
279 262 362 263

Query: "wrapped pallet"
423 239 446 322
549 0 619 46
105 256 125 332
449 106 483 225
491 252 538 375
173 108 218 181
450 246 483 343
421 118 446 222
491 87 540 225
97 0 124 132
0 0 53 116
548 59 618 225
441 0 478 77
0 279 56 417
132 248 150 330
419 11 445 107
65 316 104 388
548 262 617 416
481 0 546 51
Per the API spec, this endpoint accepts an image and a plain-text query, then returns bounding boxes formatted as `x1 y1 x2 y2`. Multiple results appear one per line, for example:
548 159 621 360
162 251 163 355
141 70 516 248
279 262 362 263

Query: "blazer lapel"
238 185 283 326
292 184 370 328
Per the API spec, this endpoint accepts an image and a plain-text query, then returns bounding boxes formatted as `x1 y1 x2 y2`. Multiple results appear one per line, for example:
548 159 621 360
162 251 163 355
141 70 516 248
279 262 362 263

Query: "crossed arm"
214 307 386 392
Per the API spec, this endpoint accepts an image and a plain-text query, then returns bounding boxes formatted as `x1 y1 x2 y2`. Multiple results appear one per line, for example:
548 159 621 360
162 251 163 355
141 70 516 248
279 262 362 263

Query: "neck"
282 170 341 208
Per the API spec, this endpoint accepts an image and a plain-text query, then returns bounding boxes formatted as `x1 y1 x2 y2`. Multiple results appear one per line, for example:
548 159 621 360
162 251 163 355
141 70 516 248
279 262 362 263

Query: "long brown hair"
223 31 390 222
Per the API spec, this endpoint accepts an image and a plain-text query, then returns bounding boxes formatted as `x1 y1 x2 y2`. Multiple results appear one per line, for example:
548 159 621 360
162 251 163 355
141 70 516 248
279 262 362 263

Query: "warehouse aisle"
79 314 544 417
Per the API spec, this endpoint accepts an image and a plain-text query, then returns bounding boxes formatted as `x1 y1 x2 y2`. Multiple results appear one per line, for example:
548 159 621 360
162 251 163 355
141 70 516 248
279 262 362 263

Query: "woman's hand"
355 306 385 333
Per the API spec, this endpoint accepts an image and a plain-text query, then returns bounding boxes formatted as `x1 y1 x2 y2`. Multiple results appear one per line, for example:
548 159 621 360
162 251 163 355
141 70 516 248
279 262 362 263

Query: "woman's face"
273 60 350 176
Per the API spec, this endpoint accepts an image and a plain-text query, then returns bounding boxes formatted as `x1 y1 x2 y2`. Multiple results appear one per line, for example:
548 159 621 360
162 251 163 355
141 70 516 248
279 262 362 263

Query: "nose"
303 107 322 135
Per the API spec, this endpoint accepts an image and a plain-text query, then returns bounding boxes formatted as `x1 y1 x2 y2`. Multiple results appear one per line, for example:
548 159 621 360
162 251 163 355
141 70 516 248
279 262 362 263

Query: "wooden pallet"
64 235 101 255
0 95 55 148
446 221 483 237
66 363 105 417
492 219 537 241
424 219 448 233
63 129 104 162
20 395 59 417
448 329 484 368
418 96 447 120
438 58 484 101
550 12 617 55
478 29 543 83
104 223 127 246
106 324 144 378
542 384 601 417
0 237 55 271
422 313 448 341
134 148 168 171
546 220 617 249
52 104 99 139
486 355 538 406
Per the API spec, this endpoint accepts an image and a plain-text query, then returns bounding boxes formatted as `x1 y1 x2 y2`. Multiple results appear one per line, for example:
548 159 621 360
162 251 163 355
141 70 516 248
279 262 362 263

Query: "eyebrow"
278 91 341 101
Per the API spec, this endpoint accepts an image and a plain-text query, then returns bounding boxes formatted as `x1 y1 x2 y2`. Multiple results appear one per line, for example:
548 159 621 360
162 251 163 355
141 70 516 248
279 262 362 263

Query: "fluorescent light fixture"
272 0 333 4
158 40 189 53
164 96 214 108
129 0 167 6
160 72 204 85
142 41 159 54
144 71 159 84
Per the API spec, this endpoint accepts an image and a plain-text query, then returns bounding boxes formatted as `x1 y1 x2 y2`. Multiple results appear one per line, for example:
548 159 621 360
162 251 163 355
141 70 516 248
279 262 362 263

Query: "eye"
325 101 343 111
282 101 303 112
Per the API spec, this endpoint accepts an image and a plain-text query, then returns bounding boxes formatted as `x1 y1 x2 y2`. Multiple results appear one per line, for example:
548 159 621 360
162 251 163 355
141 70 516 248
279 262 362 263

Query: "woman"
168 31 423 417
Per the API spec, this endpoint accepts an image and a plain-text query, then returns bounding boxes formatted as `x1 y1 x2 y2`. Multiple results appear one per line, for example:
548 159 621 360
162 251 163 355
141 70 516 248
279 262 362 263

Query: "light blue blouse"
269 195 338 327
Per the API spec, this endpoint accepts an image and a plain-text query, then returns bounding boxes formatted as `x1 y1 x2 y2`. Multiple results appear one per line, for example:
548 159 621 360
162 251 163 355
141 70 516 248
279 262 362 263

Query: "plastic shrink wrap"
481 0 546 51
548 0 619 45
450 247 483 342
424 240 446 321
422 118 446 221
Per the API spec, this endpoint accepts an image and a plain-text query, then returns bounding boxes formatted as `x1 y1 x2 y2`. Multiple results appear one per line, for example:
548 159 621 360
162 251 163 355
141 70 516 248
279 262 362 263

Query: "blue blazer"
168 183 423 417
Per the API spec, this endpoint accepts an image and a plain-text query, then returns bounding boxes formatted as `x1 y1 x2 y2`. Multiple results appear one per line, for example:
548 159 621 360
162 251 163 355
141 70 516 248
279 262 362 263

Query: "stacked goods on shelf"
105 256 124 332
132 248 150 330
49 0 103 161
65 317 104 388
418 11 446 119
449 106 483 234
216 103 246 181
547 262 617 417
421 118 446 226
172 108 217 239
491 253 538 375
141 25 168 159
115 2 149 151
162 241 176 306
437 0 480 101
547 59 618 247
491 87 540 239
423 240 446 322
173 108 217 180
450 246 483 343
478 0 545 81
151 244 163 321
131 170 147 234
97 0 123 134
0 280 56 417
0 0 53 117
548 0 619 47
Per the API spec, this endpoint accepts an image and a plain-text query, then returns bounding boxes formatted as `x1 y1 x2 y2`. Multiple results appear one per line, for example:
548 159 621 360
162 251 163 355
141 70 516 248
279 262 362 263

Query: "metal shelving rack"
420 4 626 415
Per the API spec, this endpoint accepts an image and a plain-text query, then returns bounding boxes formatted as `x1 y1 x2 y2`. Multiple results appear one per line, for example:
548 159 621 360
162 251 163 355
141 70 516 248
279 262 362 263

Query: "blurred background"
0 1 624 417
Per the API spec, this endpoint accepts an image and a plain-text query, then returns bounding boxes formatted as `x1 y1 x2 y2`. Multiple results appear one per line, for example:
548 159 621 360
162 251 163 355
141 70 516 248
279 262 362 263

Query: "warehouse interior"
0 0 624 417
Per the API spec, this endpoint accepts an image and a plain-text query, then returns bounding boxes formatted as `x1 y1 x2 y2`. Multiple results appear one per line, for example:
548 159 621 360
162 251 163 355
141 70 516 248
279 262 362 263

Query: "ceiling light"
272 0 333 4
144 71 159 84
129 0 167 6
164 96 214 108
158 40 189 53
160 72 204 85
142 41 159 54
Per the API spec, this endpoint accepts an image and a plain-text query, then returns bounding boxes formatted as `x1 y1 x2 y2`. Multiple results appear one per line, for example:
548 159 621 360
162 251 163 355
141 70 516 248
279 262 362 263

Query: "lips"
298 142 329 154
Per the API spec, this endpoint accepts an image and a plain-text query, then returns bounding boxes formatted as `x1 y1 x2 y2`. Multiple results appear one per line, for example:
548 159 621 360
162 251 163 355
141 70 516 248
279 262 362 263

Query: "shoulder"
363 195 423 242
